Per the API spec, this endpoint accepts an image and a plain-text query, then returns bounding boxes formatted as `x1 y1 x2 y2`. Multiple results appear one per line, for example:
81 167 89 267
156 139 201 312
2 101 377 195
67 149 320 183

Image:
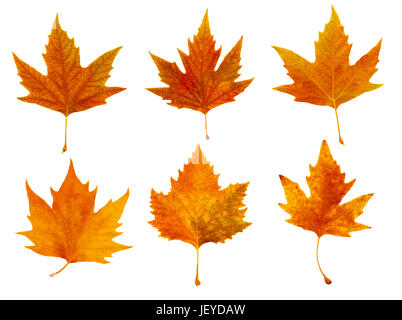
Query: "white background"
0 0 398 299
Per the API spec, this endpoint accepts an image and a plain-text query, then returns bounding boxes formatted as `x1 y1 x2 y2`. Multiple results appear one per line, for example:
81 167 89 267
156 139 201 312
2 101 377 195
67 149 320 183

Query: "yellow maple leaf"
273 6 382 144
150 145 251 286
18 160 131 276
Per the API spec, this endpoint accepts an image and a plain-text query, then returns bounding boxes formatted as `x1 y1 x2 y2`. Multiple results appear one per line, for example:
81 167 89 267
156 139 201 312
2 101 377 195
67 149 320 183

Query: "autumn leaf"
150 145 251 286
279 140 373 284
18 160 131 276
273 6 382 144
13 15 125 152
147 10 253 139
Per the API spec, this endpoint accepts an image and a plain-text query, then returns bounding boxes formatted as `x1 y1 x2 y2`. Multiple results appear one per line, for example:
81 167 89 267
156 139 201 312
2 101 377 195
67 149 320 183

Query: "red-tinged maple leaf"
148 10 253 139
279 140 373 284
13 15 125 152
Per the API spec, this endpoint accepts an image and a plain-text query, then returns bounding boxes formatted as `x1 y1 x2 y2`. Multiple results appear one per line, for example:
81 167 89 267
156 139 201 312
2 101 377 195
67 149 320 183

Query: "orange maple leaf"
273 6 382 144
13 15 125 152
150 145 251 286
147 10 253 139
279 140 373 284
18 160 131 276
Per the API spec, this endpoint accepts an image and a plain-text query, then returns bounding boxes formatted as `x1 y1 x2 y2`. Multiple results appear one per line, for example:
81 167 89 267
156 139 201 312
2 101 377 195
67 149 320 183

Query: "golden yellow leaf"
273 6 382 144
150 145 251 285
18 160 131 276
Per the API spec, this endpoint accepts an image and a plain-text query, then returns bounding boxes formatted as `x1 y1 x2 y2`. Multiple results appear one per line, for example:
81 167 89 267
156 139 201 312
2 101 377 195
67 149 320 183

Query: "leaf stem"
334 108 344 145
316 237 332 285
204 114 210 140
49 261 70 277
62 115 68 153
195 247 201 286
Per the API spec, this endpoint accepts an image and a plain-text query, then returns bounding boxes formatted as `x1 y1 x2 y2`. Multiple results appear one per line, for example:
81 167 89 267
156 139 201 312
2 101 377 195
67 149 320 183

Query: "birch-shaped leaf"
148 10 253 139
150 145 251 285
273 6 382 144
13 15 125 152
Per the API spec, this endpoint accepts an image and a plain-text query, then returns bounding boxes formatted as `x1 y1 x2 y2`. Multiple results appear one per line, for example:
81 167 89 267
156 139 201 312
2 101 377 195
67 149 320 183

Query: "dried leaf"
18 160 131 276
279 140 373 284
150 145 251 285
148 10 253 139
273 6 382 144
13 15 125 152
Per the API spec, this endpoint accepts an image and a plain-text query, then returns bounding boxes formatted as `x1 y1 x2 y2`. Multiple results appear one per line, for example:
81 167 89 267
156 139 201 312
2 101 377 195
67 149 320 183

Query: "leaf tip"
330 5 339 21
366 193 375 201
271 45 282 53
52 14 60 31
236 35 244 46
25 179 34 196
12 52 21 65
65 159 79 181
279 176 288 188
189 144 209 164
200 9 210 33
320 139 331 153
148 52 159 63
